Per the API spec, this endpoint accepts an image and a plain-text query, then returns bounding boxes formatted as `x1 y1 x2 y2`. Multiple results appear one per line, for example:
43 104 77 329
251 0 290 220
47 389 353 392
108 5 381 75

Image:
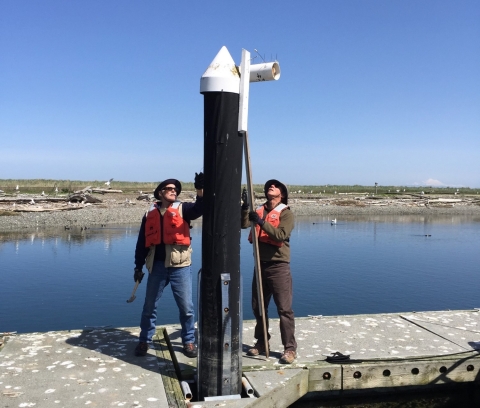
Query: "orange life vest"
145 201 191 247
248 203 288 247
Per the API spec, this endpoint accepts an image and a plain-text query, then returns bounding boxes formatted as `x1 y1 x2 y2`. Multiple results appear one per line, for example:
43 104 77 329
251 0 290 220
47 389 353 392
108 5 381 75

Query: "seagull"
15 185 19 191
331 218 337 225
29 198 35 205
55 187 58 194
105 178 113 188
41 191 45 196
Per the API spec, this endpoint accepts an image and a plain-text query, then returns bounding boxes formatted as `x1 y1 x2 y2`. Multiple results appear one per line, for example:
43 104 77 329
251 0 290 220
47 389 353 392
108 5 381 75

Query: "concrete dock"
2 309 480 407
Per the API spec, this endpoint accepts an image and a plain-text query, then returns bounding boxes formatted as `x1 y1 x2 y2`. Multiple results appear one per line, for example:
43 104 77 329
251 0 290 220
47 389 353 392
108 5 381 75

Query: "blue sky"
1 1 479 187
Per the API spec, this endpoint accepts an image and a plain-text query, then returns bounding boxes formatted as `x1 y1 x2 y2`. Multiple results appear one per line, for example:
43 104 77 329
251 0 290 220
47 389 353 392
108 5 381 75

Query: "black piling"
198 47 243 400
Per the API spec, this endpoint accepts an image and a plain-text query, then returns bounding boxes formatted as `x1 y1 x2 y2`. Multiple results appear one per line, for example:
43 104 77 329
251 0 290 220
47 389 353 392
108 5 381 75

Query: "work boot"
247 341 269 356
279 350 296 364
183 343 198 358
135 342 149 356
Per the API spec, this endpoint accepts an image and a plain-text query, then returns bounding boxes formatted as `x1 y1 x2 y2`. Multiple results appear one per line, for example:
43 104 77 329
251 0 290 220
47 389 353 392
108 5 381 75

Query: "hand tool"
126 274 144 303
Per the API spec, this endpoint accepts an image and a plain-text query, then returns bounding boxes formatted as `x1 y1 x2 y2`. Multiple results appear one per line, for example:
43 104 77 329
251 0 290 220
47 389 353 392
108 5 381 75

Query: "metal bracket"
221 273 232 395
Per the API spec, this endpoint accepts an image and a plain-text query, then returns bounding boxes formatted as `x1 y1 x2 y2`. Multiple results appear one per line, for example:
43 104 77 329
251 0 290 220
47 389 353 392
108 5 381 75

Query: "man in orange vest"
241 179 297 364
133 173 203 358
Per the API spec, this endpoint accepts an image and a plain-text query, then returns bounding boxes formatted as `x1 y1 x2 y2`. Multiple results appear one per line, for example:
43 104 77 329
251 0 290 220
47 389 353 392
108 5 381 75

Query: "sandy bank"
1 192 479 232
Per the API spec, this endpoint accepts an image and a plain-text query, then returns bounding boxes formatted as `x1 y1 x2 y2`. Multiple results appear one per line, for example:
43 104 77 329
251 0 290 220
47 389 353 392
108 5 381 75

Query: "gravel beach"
1 192 480 232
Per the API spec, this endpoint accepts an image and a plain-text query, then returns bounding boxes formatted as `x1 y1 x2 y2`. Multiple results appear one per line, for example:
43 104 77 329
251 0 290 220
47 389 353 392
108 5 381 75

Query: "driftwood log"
74 186 93 194
91 188 123 194
68 193 102 204
0 197 66 204
136 193 154 201
11 206 85 213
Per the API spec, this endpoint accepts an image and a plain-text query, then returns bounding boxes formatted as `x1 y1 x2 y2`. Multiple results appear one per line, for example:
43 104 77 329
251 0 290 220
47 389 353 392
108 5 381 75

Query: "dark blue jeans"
139 260 195 344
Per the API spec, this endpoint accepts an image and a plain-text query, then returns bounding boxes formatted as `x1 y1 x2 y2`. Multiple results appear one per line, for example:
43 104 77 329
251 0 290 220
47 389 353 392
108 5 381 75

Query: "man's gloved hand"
248 211 264 226
241 187 249 210
194 172 204 190
134 268 145 283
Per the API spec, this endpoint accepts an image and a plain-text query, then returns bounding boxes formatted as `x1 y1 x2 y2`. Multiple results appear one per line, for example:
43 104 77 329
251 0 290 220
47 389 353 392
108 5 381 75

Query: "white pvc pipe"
242 377 256 398
180 381 193 401
250 61 281 82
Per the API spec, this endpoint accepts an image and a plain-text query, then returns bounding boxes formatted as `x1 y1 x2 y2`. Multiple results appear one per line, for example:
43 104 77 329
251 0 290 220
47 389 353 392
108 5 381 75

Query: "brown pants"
251 261 297 351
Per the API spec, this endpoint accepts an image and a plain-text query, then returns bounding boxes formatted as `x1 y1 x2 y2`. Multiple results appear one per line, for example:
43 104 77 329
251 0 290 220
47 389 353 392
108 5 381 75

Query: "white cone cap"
200 46 240 94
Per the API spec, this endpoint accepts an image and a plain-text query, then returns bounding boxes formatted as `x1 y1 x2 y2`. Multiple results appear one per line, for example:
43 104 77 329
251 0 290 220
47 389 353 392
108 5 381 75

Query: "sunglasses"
162 187 178 193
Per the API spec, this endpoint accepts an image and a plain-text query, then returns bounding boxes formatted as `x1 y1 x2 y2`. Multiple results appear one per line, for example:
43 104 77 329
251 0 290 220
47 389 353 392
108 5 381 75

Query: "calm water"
1 214 479 334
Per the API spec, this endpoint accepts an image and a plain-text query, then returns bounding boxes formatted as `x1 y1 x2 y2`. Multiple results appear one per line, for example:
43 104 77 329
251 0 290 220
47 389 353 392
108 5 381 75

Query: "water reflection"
1 216 479 335
0 225 139 246
301 213 480 225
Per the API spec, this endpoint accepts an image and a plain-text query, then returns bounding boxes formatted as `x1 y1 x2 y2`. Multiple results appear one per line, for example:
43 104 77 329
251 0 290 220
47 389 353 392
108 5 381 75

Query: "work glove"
194 172 204 190
241 187 249 210
134 268 145 283
248 211 264 226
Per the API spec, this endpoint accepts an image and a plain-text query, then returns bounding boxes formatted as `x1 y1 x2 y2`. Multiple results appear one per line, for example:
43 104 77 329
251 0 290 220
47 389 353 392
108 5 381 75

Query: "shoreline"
1 192 480 232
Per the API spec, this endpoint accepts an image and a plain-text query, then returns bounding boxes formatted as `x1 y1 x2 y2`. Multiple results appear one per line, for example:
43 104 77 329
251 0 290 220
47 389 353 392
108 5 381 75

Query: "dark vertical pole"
198 47 243 399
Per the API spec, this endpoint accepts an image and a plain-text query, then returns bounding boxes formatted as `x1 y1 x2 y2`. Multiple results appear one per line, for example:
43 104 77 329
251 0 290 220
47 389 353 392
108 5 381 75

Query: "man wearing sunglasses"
133 173 204 358
241 179 297 364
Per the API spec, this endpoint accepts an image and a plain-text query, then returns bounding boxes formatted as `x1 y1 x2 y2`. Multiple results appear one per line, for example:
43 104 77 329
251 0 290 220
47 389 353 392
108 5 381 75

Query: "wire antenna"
254 49 266 62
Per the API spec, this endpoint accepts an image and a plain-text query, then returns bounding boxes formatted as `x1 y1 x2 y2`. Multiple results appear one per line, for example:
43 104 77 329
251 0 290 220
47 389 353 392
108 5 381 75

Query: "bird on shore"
41 191 46 196
331 218 337 225
29 199 35 205
105 178 113 189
